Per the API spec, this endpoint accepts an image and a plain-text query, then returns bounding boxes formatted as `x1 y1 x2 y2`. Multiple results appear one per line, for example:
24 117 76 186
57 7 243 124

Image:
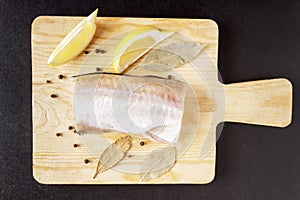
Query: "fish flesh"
73 73 187 144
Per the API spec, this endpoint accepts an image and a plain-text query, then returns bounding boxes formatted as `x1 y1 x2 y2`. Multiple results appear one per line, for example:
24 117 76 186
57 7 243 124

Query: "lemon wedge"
47 9 98 67
113 26 174 72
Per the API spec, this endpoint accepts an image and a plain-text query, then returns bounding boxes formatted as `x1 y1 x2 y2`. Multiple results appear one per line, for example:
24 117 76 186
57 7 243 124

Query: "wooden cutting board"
32 16 292 184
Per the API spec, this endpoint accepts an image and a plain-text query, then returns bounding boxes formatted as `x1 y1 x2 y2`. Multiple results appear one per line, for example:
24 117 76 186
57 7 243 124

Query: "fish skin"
73 74 187 144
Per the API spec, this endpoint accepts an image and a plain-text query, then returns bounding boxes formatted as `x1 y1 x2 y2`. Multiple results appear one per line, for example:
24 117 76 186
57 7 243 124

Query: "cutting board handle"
224 78 292 127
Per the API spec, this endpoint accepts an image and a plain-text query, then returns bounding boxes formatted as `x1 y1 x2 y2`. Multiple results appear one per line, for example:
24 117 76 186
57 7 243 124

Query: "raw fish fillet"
73 74 187 144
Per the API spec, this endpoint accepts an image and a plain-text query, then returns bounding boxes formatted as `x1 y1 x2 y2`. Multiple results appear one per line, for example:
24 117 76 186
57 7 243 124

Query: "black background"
0 0 299 199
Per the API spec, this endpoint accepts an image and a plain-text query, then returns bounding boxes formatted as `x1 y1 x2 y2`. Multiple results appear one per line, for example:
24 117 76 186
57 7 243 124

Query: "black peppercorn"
95 49 106 54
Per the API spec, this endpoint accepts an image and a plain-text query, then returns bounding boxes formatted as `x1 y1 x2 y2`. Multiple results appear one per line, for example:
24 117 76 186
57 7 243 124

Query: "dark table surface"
1 0 299 199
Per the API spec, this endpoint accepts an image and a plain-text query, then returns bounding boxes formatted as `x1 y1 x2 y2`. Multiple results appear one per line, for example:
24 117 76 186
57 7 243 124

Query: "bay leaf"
140 147 176 182
141 41 204 71
93 135 132 179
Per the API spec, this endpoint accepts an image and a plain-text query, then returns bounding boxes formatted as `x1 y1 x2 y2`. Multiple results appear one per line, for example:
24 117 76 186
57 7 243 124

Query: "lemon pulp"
47 9 98 67
113 26 173 72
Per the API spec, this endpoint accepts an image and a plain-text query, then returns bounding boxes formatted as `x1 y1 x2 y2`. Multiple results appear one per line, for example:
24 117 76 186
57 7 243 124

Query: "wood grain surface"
32 16 292 184
224 79 292 127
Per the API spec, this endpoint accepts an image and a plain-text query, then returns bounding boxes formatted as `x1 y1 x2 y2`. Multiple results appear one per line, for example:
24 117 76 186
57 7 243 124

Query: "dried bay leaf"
162 41 203 61
142 49 185 71
141 41 204 71
93 135 132 179
140 147 176 182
